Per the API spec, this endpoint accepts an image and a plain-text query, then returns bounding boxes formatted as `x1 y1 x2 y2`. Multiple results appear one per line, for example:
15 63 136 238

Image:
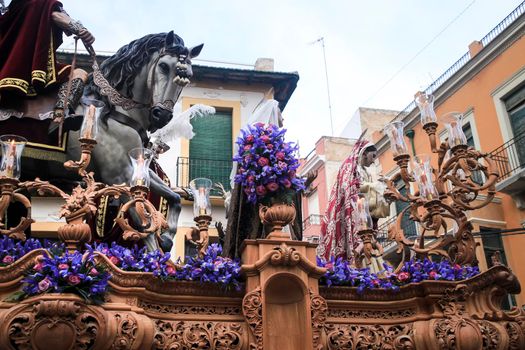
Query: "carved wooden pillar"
241 235 327 350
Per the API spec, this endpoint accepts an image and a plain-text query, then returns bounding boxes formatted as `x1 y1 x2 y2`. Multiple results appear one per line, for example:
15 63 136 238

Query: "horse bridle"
90 46 186 112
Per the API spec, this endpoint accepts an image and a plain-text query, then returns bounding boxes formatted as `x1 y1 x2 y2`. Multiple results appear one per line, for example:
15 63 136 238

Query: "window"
503 83 525 169
189 109 233 195
394 179 417 238
463 123 483 185
480 227 516 309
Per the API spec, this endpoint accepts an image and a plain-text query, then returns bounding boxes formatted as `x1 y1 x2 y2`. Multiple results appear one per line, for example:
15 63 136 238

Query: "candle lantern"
384 121 409 157
412 154 439 201
128 148 153 188
353 196 373 231
0 135 27 179
441 112 467 148
415 92 437 125
80 98 104 140
189 178 212 217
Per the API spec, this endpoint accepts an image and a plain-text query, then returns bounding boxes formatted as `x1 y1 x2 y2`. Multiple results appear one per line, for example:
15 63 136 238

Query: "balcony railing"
376 215 419 252
302 214 323 231
490 130 525 182
176 157 232 196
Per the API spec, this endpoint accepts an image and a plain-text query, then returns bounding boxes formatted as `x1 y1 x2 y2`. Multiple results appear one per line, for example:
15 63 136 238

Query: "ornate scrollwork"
242 287 263 350
3 297 105 350
324 324 414 350
111 313 139 350
139 300 241 316
152 320 246 350
310 290 327 350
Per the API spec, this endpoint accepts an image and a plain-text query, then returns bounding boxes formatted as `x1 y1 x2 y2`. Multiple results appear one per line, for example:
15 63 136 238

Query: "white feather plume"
150 104 216 142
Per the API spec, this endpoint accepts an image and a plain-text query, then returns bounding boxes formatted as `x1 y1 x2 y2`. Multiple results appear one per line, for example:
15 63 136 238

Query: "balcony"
302 214 323 241
490 130 525 208
176 157 232 196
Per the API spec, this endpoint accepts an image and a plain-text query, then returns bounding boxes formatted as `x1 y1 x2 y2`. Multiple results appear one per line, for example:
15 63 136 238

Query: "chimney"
468 40 484 58
254 58 274 72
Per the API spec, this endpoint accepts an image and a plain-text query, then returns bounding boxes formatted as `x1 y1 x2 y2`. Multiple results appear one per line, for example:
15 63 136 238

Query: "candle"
198 187 207 215
4 139 16 178
134 154 145 186
82 105 96 139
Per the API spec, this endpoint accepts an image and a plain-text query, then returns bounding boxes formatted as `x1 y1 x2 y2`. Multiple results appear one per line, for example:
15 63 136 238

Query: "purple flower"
58 263 69 270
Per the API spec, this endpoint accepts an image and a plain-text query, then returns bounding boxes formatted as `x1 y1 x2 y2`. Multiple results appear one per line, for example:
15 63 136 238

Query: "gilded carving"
152 320 245 350
242 287 263 350
324 324 414 349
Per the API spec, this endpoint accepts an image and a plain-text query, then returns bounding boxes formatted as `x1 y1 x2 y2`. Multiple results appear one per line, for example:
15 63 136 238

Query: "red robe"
0 0 70 97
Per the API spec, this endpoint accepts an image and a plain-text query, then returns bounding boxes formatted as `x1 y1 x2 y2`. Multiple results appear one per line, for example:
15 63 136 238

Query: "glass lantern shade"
190 178 213 217
384 121 409 157
441 112 467 148
353 196 373 231
412 154 439 201
0 135 27 179
80 98 104 140
128 148 153 187
415 92 437 125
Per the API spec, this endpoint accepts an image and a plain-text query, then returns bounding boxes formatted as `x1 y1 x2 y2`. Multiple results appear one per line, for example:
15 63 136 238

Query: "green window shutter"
189 110 233 194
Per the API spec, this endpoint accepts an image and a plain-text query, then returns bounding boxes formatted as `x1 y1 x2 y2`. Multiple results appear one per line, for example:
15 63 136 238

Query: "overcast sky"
60 0 524 156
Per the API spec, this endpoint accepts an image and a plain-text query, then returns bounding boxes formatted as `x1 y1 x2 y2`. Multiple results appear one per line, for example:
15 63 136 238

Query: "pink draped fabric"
317 139 370 262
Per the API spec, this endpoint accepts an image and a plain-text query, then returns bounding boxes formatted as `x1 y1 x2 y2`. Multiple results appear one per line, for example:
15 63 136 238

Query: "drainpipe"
405 129 416 156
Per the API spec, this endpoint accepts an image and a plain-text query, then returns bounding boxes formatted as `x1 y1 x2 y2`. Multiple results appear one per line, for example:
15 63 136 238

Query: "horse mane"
85 32 185 100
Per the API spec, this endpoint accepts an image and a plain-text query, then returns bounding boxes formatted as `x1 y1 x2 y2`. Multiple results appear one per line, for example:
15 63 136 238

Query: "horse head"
88 31 203 135
147 31 203 132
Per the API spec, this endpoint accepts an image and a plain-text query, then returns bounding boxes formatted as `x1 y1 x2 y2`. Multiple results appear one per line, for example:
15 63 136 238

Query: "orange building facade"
375 4 525 305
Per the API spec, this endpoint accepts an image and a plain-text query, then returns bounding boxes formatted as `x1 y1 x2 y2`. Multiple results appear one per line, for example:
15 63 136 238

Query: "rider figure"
0 0 95 121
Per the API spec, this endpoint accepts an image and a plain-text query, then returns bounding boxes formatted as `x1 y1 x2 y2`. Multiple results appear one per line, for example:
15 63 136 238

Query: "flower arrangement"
17 250 110 304
88 242 175 277
317 257 480 293
0 236 61 267
234 123 305 204
173 244 242 291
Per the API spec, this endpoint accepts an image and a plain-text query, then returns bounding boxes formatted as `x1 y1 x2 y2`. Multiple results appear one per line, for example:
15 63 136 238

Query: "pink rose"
38 278 51 292
109 256 120 265
33 262 44 271
243 144 252 151
325 263 333 270
58 263 69 270
260 135 270 143
257 157 269 167
247 175 255 183
267 144 274 150
67 274 81 285
397 271 410 282
429 271 438 280
276 151 285 160
454 264 461 271
245 135 254 143
89 268 99 276
2 255 14 264
266 182 279 192
256 185 267 196
282 179 292 188
166 265 176 276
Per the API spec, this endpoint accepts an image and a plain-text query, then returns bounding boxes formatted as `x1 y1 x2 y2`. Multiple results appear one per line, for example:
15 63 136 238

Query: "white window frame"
491 65 525 143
